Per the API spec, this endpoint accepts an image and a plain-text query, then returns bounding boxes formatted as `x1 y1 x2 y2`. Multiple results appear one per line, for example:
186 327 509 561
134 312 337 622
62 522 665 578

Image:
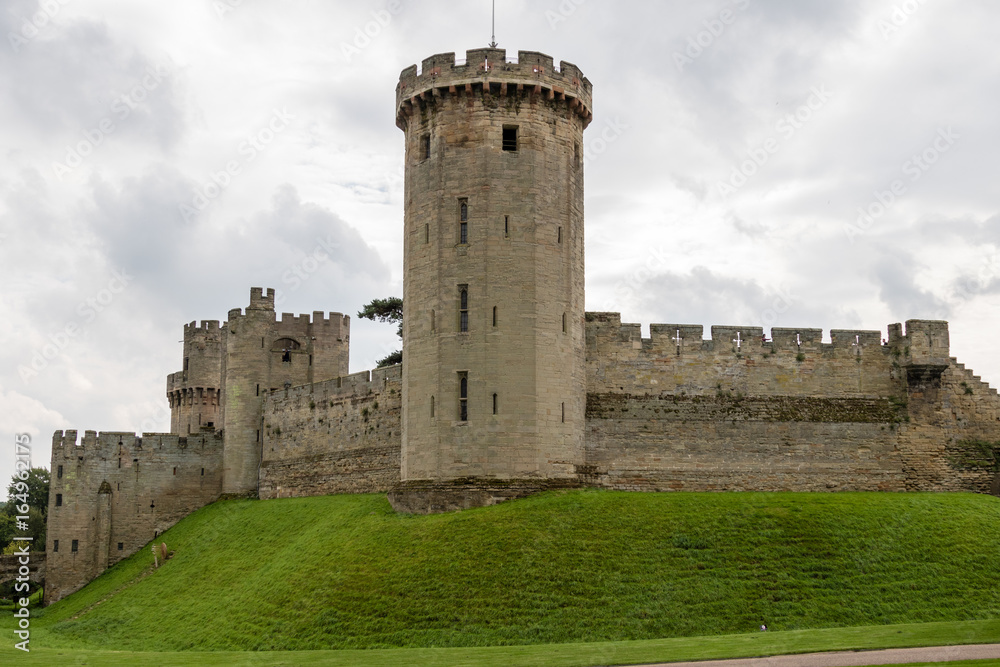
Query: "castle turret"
167 320 222 435
391 49 592 512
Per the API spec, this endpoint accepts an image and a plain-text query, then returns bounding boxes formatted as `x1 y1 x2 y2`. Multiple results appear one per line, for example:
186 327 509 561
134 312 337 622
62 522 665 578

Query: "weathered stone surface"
398 49 589 485
45 430 223 604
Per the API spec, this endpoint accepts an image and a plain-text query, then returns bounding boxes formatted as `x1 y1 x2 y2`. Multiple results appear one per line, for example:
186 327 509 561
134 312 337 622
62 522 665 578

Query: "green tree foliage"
2 467 50 552
358 297 403 368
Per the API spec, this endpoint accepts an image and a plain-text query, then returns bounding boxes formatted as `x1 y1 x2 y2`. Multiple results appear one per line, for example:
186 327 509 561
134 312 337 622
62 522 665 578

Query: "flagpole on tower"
490 0 498 48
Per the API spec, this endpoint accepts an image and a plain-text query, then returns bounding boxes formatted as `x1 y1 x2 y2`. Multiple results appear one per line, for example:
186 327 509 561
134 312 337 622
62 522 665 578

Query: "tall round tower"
391 48 592 513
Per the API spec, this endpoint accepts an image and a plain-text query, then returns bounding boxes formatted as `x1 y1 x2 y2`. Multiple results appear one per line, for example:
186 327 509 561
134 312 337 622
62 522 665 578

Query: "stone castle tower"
390 48 593 511
167 288 351 496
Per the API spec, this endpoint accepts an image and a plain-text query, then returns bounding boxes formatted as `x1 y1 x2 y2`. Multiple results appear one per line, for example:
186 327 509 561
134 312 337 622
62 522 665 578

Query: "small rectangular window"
431 395 435 418
71 539 79 553
425 223 430 244
422 134 430 159
173 467 177 476
504 215 509 238
459 373 468 421
562 312 567 333
57 464 63 479
56 493 62 507
502 126 518 151
574 142 581 167
557 226 562 244
201 468 205 476
493 393 498 415
492 306 497 327
561 402 566 423
53 540 59 553
460 222 468 244
118 542 124 551
431 309 436 332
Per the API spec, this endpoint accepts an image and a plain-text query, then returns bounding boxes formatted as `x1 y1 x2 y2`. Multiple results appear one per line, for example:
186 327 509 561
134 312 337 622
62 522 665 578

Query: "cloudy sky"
2 0 998 483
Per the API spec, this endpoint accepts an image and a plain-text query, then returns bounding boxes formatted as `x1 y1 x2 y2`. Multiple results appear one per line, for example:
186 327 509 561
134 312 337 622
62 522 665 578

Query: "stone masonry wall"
258 365 402 499
45 430 223 604
583 314 1000 493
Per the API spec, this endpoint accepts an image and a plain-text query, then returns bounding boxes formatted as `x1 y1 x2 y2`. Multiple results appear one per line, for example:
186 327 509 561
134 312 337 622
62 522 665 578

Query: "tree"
7 467 49 513
358 297 403 367
2 467 49 552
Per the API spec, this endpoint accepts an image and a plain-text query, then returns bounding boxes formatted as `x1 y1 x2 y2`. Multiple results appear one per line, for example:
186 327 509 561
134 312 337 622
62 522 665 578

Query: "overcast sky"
2 0 998 483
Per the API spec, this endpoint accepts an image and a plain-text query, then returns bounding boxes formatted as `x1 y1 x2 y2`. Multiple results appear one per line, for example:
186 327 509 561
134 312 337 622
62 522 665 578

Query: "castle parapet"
396 48 592 130
889 319 950 384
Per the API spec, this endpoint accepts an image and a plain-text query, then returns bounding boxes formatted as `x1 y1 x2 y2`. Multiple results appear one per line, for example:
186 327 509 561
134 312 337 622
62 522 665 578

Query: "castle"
44 48 1000 604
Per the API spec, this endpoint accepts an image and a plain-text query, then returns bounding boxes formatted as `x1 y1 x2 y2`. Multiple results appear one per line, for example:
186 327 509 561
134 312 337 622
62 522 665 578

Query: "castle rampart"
45 429 223 604
258 364 402 499
582 315 1000 495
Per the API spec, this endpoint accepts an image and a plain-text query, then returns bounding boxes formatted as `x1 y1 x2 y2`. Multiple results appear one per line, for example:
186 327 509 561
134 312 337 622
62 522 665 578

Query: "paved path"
635 643 1000 666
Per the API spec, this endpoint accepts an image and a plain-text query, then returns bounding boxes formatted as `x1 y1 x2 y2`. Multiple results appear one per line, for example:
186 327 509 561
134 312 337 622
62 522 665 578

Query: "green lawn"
19 490 1000 653
2 620 1000 666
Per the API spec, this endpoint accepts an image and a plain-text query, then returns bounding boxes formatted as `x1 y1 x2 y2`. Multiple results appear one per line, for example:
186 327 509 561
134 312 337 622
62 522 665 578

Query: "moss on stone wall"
585 393 904 423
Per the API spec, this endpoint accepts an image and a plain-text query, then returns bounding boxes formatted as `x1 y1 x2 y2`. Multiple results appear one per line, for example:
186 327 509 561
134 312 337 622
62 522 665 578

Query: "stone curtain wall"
258 365 402 499
45 430 223 604
583 313 1000 493
898 359 1000 492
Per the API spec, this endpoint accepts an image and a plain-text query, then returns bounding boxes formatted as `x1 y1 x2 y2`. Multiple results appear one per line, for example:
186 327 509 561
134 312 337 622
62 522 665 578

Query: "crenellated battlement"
183 320 220 335
585 312 899 399
50 429 223 460
396 48 592 130
587 313 889 356
265 364 402 406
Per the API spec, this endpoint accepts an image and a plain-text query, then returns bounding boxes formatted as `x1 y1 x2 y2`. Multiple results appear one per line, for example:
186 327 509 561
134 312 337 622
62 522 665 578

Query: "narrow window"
557 226 562 244
562 312 567 333
492 306 497 327
57 464 63 479
118 457 121 469
504 215 509 238
309 354 313 366
430 395 435 418
261 337 265 348
53 540 59 553
459 373 468 421
459 200 469 244
561 402 566 423
431 309 436 332
71 539 79 553
118 542 124 551
422 133 431 159
183 357 189 371
256 383 260 396
425 223 430 244
117 482 120 490
56 493 62 507
173 467 177 476
282 349 291 363
256 429 261 442
502 126 518 151
574 142 581 167
493 393 498 415
459 286 469 332
201 468 205 476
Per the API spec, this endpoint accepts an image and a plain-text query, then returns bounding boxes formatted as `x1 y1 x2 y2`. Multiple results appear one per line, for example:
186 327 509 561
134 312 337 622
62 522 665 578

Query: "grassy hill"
33 490 1000 652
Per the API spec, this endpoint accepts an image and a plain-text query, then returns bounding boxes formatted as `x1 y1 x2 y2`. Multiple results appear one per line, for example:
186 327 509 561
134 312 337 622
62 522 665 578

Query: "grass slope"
32 490 1000 652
